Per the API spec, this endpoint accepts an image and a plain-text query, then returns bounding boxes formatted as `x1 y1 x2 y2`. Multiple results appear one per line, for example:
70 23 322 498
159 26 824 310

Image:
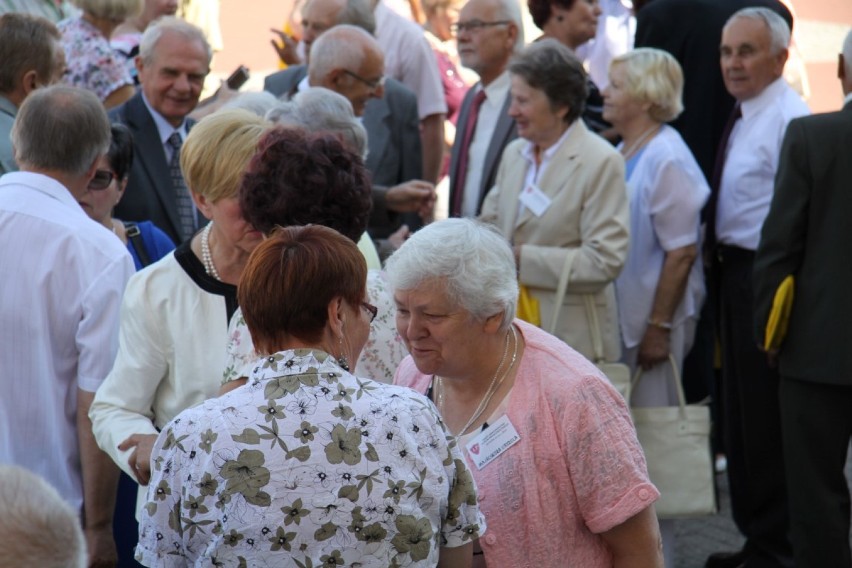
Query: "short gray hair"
266 87 369 159
12 85 110 175
491 0 525 50
0 466 86 568
139 16 212 65
309 24 376 83
726 7 791 55
385 218 518 330
221 91 280 117
509 38 587 124
336 0 376 35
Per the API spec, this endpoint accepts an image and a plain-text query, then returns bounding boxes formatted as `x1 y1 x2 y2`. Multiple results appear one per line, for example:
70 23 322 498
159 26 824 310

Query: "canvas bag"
628 355 717 518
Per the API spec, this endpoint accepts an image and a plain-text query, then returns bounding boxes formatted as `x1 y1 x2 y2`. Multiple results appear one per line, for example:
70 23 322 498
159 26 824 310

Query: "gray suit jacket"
753 102 852 385
265 66 422 238
110 92 194 244
448 86 516 216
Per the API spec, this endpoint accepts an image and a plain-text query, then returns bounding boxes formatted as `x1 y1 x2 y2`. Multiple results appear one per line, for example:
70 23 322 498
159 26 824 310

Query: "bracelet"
647 318 673 330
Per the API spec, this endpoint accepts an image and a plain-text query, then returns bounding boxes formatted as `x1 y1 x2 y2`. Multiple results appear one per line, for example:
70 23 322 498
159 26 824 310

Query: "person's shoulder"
263 65 306 94
382 78 418 106
125 249 178 294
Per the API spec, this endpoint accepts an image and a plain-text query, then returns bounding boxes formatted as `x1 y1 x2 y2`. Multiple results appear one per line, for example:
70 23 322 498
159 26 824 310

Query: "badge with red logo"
464 415 521 470
469 443 480 455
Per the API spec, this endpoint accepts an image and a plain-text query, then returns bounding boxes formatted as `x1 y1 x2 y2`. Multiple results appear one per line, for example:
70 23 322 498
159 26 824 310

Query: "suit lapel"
514 122 584 231
448 87 477 199
126 94 183 236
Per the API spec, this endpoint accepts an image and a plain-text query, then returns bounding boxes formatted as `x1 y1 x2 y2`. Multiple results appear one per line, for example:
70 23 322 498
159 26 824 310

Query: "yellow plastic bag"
517 284 541 327
764 275 794 352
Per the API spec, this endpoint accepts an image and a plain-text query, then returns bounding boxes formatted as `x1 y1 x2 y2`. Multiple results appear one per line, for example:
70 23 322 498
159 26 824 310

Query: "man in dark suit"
753 30 852 568
265 19 434 249
448 0 520 218
111 17 212 244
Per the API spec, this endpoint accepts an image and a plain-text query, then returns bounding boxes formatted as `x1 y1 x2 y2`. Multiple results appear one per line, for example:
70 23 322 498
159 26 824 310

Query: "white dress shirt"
374 1 447 119
460 71 511 217
0 171 133 511
517 123 575 224
716 77 809 250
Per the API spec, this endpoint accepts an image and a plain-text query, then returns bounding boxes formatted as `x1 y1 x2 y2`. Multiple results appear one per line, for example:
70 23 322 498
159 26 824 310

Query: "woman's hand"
118 433 158 486
637 325 670 370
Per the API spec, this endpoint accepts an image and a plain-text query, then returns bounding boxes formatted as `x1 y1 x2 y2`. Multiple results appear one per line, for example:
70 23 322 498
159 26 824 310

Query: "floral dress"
137 348 484 567
59 17 133 102
222 270 408 385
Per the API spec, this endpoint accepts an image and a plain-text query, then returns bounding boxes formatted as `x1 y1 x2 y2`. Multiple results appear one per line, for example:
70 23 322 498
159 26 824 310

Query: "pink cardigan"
394 320 659 567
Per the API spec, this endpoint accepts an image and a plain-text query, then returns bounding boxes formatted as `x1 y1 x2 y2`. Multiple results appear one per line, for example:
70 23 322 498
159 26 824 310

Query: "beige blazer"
480 121 629 361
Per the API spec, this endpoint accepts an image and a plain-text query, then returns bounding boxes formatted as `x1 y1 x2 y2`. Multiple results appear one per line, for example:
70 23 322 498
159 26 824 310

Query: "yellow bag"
517 284 541 326
764 275 794 352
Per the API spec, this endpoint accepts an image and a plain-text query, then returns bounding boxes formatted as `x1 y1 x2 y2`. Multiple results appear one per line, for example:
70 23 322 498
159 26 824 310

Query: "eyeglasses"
342 69 386 91
88 169 116 190
361 301 378 323
450 19 511 34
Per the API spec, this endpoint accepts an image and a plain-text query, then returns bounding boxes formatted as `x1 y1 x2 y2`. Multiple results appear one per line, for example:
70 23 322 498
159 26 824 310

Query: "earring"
337 335 350 371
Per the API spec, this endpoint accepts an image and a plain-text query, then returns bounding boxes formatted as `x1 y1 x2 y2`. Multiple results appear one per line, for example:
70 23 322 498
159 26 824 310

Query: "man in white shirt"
448 0 522 218
706 7 809 568
0 85 135 566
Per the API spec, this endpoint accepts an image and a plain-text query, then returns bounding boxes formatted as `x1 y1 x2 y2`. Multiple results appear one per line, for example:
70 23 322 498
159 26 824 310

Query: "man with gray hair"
753 29 852 568
704 7 809 568
0 12 65 175
0 466 87 568
267 22 434 256
448 0 522 217
0 85 135 566
111 16 212 244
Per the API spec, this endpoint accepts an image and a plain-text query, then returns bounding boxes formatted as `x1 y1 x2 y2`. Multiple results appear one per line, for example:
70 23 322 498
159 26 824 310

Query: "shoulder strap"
123 221 152 268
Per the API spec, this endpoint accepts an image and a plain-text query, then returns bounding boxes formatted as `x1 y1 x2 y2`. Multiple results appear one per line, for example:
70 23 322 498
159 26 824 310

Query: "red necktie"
451 89 488 217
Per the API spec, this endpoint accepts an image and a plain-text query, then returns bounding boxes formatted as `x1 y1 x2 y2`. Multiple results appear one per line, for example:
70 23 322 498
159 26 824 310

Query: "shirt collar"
521 121 575 165
740 76 787 120
480 70 510 103
0 171 87 215
141 92 188 145
0 95 17 118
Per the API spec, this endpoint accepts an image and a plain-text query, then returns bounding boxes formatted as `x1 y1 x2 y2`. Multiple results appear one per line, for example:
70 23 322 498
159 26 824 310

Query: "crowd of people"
0 0 850 567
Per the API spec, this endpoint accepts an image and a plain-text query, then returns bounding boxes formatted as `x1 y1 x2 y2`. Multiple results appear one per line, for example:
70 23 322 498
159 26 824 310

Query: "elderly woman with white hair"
389 218 664 567
601 47 709 566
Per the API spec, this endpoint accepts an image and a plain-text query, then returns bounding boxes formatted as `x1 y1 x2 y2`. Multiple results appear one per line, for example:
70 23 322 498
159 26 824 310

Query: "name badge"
518 184 551 217
465 414 521 470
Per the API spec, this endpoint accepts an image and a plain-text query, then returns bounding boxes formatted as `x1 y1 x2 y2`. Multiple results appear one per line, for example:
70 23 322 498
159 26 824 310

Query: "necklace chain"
438 325 518 436
620 124 660 161
201 222 221 281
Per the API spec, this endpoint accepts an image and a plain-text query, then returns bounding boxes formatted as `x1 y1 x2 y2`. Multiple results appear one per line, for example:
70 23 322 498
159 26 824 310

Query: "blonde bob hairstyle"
180 109 270 202
71 0 142 21
610 48 684 124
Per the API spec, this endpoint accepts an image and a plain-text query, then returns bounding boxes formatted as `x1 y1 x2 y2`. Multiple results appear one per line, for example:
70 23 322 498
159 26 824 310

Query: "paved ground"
674 447 852 568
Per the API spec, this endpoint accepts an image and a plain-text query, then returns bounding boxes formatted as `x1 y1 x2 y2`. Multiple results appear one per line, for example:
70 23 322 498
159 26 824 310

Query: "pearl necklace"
620 125 660 161
201 222 221 281
438 325 518 436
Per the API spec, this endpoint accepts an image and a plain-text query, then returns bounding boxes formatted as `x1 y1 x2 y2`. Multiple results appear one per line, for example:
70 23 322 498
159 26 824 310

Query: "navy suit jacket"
110 92 195 244
447 85 516 216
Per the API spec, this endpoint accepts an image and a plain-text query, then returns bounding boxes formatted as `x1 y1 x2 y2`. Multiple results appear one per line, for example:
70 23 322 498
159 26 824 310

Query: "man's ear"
20 70 39 97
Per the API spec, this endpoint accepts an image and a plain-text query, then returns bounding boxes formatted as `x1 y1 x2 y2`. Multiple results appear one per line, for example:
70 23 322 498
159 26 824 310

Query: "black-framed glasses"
450 19 511 34
342 69 386 91
88 169 116 190
361 302 378 323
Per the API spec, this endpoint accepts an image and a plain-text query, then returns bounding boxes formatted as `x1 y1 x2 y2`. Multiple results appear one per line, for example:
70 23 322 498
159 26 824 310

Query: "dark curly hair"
239 127 373 243
527 0 575 30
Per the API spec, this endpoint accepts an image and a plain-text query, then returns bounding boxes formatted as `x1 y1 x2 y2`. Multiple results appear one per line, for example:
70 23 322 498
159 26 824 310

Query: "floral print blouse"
59 17 133 102
222 270 408 385
137 348 484 567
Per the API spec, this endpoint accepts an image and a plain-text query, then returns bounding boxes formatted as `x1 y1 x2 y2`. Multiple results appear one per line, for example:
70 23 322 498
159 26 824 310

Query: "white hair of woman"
385 218 518 330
